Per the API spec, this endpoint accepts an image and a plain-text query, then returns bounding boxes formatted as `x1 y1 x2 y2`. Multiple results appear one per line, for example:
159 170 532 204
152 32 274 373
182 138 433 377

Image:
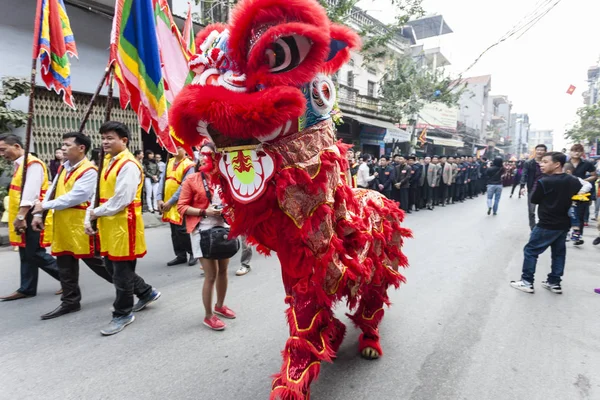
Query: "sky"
359 0 600 150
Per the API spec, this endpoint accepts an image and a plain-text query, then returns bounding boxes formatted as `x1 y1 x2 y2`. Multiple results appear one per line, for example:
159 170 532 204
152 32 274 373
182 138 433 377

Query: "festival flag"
34 0 78 109
566 85 576 95
109 0 176 152
154 0 194 106
418 127 427 145
182 2 196 55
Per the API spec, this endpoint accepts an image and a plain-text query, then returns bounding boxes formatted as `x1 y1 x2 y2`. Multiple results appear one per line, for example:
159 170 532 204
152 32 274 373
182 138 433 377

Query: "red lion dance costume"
170 0 411 398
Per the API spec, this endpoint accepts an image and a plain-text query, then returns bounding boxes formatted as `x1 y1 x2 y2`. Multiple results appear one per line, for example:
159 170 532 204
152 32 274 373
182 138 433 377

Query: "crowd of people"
347 150 495 214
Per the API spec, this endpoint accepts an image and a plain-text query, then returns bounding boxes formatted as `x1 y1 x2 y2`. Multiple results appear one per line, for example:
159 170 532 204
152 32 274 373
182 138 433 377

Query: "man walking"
510 152 583 294
0 134 60 301
520 144 547 230
31 132 113 319
157 146 197 266
86 121 161 336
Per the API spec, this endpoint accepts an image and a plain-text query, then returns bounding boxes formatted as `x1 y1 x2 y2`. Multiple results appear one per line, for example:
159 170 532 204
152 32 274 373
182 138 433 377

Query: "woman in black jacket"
486 157 505 216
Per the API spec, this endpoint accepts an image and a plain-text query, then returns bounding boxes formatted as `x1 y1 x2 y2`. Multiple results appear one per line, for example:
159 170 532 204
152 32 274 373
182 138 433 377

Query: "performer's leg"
347 281 391 360
130 260 153 300
82 255 113 283
170 222 187 259
57 255 81 307
271 280 343 400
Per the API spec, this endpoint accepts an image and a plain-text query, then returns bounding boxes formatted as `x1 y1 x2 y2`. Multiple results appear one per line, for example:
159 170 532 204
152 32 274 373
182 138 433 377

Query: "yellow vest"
8 155 53 247
51 158 98 258
162 157 194 225
97 150 146 261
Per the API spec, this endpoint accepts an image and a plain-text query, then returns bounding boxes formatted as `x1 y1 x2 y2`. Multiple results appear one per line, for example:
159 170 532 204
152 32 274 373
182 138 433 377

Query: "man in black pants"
520 144 547 230
408 156 422 211
393 155 411 212
568 143 597 237
376 156 395 199
32 132 113 319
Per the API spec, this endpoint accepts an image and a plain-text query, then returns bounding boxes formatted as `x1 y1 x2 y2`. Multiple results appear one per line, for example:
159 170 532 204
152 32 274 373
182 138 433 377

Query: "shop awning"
431 137 464 147
345 113 410 142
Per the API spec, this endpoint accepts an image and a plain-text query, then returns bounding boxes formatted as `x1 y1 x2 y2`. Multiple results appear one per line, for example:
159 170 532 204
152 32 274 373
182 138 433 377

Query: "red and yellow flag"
33 0 78 109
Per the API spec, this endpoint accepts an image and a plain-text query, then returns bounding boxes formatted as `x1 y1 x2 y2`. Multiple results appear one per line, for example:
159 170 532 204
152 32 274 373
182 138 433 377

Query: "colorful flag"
34 0 78 109
110 0 176 152
567 85 576 95
418 127 427 145
182 2 196 55
154 0 194 106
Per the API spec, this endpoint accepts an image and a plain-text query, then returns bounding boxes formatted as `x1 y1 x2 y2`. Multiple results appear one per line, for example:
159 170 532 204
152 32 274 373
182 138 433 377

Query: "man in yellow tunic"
157 146 196 266
0 133 59 301
31 132 113 320
85 122 161 336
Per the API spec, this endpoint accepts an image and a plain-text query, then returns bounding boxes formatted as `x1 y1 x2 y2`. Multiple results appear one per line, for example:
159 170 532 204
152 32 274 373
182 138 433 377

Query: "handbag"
198 174 240 259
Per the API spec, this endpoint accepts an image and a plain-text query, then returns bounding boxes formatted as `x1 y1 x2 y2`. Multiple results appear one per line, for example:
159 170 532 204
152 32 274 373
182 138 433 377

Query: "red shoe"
584 222 589 227
214 305 236 319
203 315 226 331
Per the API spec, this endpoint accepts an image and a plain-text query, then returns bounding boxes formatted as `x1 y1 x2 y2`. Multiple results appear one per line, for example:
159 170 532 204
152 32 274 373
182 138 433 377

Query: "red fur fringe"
169 85 306 147
228 0 330 71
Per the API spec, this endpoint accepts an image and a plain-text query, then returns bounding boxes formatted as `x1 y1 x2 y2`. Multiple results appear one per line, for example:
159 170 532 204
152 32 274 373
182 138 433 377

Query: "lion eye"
265 35 312 73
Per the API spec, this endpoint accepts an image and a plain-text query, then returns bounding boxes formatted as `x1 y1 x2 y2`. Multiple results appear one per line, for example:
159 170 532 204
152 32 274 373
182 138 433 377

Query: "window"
367 81 376 97
348 58 355 67
367 66 376 75
347 71 354 88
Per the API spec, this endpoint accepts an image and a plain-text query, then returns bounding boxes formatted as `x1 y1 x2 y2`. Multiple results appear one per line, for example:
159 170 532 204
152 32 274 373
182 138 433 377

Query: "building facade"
528 129 553 152
456 75 492 141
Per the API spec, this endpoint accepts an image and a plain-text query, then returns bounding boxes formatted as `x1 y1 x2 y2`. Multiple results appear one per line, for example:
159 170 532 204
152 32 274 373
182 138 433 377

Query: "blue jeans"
486 184 503 214
521 226 569 285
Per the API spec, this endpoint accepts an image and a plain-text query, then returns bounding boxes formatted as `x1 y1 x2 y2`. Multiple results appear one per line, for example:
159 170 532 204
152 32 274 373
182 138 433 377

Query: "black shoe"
41 304 81 320
415 208 420 212
487 208 492 215
188 256 198 266
167 257 187 266
406 210 412 214
574 240 584 246
593 237 600 246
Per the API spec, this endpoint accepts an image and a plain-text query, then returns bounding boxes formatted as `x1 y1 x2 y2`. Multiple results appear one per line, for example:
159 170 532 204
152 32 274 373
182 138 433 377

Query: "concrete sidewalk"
0 212 166 247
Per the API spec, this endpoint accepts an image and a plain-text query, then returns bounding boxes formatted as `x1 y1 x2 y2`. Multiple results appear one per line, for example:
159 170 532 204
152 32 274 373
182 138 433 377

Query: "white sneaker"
541 281 562 294
510 280 534 293
236 265 251 276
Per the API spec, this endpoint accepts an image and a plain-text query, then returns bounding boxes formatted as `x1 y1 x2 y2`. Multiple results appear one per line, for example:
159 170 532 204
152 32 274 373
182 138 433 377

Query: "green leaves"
0 76 30 134
565 103 600 143
378 54 462 122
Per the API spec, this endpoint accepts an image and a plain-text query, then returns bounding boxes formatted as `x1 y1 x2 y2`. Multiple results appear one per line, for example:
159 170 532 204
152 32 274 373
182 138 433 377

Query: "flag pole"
19 0 44 209
90 65 114 232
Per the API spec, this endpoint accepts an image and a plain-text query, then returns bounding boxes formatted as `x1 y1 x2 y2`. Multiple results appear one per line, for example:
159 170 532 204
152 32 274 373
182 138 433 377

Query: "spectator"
48 148 64 180
143 150 160 213
520 144 547 230
357 156 377 189
177 142 236 331
375 156 395 199
486 157 505 216
510 152 582 294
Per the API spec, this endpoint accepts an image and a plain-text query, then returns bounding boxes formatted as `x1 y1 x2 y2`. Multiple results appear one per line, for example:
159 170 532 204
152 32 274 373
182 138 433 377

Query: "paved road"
1 188 599 400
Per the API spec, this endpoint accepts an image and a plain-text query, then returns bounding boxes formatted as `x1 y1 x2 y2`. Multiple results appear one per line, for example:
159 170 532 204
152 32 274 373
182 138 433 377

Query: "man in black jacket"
520 144 547 230
376 156 395 199
408 155 422 211
393 155 411 212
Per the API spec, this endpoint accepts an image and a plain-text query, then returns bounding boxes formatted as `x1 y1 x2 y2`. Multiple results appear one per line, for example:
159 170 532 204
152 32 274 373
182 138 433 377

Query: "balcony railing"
337 84 380 113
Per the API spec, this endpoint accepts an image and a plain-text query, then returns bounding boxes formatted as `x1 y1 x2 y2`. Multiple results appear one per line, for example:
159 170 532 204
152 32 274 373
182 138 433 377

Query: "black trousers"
170 221 192 259
104 258 153 318
426 185 436 208
419 185 427 208
450 183 456 202
399 188 409 211
409 186 419 210
57 255 112 307
440 184 449 205
18 224 59 296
